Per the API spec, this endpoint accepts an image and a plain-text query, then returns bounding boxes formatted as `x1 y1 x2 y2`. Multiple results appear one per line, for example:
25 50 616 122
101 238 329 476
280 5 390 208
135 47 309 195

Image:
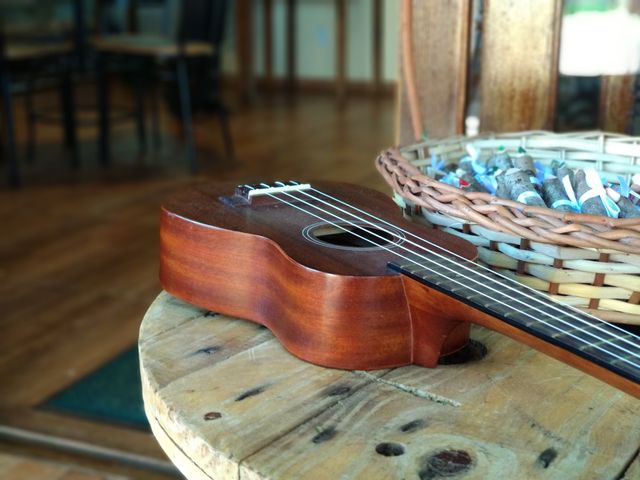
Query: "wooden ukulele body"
160 182 477 370
160 181 640 398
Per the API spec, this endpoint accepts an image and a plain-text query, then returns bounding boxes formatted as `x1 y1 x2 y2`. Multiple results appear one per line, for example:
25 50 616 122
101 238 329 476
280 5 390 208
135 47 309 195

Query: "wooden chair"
0 0 79 187
396 0 638 145
93 0 232 172
0 32 19 187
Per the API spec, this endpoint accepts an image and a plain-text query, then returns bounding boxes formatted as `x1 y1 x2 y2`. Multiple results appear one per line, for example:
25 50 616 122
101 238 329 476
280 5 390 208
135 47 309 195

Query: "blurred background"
0 0 639 479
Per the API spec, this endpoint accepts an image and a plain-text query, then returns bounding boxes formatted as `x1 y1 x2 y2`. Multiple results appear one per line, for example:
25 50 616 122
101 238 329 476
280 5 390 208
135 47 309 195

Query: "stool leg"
97 52 110 167
134 65 147 156
24 71 36 163
150 78 162 150
60 65 79 169
176 56 196 173
0 66 19 188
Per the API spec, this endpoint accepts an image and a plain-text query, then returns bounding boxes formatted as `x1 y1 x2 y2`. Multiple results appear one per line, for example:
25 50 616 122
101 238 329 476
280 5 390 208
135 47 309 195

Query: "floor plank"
0 88 395 476
0 451 129 480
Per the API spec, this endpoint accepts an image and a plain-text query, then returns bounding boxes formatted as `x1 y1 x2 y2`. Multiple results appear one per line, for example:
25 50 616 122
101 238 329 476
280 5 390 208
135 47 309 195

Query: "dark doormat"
42 347 149 429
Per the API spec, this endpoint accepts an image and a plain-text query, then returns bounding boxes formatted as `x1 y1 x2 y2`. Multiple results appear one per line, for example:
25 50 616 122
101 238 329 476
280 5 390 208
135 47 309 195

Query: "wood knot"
375 442 405 457
536 448 558 468
399 419 427 433
419 449 474 478
196 346 221 355
312 426 336 444
324 385 351 397
235 385 266 401
203 411 222 421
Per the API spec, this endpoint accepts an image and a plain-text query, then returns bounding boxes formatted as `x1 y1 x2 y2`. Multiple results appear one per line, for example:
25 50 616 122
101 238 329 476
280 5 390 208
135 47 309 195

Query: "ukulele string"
277 182 640 354
273 185 640 363
270 186 640 367
296 184 640 350
251 185 640 369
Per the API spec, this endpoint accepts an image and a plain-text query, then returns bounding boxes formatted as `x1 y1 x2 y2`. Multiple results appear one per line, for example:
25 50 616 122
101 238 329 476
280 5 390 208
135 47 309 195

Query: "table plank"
140 294 274 388
141 293 640 480
241 327 639 479
141 294 388 479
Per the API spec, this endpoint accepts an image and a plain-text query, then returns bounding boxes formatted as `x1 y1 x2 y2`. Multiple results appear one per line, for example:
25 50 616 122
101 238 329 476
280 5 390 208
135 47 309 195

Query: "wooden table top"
140 291 640 480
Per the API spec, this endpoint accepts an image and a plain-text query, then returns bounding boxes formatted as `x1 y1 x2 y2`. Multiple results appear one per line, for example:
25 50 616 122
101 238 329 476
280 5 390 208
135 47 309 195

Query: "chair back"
177 0 228 47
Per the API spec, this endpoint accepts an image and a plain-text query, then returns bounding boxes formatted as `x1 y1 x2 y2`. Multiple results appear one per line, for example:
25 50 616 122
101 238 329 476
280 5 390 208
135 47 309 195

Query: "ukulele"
160 181 640 399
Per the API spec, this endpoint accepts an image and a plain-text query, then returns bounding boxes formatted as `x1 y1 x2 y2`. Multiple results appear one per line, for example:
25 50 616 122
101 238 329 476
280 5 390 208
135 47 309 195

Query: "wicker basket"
376 131 640 325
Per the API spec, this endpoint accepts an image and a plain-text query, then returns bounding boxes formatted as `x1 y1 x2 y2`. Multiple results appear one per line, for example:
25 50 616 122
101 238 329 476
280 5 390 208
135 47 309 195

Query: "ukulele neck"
388 259 640 393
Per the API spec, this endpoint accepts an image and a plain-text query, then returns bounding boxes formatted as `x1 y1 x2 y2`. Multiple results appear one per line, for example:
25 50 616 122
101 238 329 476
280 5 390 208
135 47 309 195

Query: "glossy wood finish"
161 182 640 397
160 182 476 369
413 283 640 399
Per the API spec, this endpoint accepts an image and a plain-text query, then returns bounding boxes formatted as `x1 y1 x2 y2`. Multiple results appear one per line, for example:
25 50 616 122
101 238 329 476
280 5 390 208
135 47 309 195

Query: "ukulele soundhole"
303 221 405 251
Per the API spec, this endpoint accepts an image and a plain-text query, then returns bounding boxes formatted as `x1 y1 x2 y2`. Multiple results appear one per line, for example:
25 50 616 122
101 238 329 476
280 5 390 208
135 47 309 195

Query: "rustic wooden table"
140 291 640 480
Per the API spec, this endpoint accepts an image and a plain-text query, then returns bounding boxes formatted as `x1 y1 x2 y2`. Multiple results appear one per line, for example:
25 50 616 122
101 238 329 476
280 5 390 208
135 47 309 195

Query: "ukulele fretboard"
388 256 640 385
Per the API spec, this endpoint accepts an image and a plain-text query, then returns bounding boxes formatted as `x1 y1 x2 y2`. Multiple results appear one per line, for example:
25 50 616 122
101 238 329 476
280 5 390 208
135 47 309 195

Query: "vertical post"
0 55 19 187
127 0 139 33
97 51 110 166
25 72 36 162
235 0 254 103
72 0 86 71
176 57 196 173
599 75 636 134
60 63 79 168
263 0 273 92
335 0 346 105
479 0 562 132
396 1 471 145
286 0 296 93
372 0 383 94
134 69 147 156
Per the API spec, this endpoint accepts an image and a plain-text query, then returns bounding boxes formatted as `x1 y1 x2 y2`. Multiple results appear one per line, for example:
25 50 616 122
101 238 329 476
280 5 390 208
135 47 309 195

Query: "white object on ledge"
559 7 640 76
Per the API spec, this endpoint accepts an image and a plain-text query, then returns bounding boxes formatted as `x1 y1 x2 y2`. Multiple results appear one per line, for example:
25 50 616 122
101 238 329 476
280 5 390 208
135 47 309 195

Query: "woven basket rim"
403 130 640 160
376 131 640 254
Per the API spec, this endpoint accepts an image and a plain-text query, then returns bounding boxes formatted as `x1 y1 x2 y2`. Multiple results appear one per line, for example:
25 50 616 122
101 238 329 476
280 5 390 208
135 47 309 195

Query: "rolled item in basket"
606 187 640 218
552 162 575 187
574 169 608 216
513 153 536 176
488 150 513 171
495 173 510 199
504 168 546 207
542 175 575 212
513 152 543 190
632 174 640 193
457 157 474 173
456 171 488 193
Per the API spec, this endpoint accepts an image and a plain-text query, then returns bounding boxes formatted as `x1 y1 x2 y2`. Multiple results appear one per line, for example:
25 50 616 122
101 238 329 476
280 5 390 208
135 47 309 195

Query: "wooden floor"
0 88 395 478
0 451 130 480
